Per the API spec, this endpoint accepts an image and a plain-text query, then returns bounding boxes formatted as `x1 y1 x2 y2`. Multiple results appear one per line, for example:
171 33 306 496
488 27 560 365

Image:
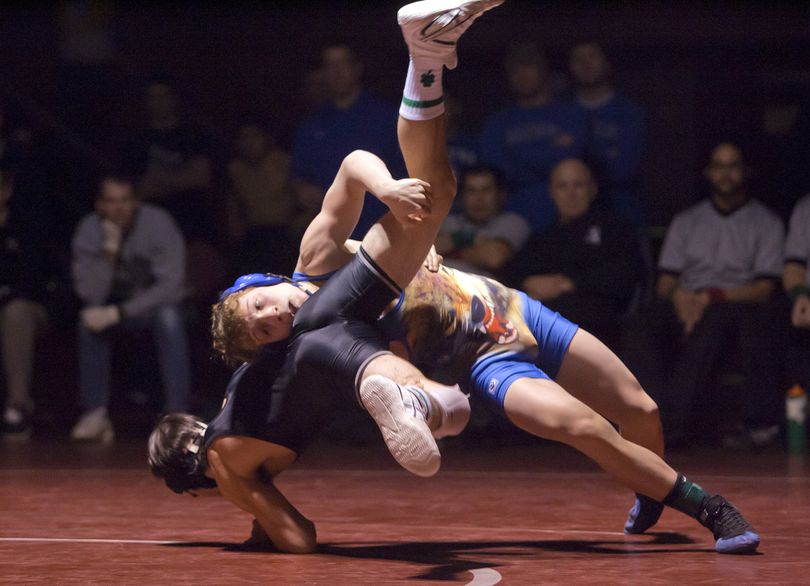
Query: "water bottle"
786 384 807 455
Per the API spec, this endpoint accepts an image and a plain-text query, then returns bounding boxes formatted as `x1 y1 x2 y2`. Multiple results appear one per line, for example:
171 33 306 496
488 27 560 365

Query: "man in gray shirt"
70 173 191 443
627 142 784 448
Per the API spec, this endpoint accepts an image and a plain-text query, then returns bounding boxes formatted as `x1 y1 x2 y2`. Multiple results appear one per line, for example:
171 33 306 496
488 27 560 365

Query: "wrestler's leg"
362 352 470 437
361 1 500 288
357 352 470 476
503 376 760 553
556 329 665 457
554 329 666 532
503 376 675 499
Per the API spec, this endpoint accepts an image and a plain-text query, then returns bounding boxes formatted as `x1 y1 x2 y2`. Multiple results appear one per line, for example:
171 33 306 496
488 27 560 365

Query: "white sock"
399 58 445 121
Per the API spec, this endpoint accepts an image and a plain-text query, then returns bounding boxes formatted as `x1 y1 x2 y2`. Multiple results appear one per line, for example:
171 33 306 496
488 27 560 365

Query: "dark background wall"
2 0 810 225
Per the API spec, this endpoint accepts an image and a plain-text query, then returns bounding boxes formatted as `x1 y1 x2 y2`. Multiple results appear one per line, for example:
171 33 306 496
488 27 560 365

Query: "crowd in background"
1 32 809 454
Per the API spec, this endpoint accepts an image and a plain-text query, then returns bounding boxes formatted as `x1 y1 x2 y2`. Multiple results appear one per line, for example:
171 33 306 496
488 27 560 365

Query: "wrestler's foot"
359 374 440 477
624 493 665 534
398 0 504 69
699 495 760 554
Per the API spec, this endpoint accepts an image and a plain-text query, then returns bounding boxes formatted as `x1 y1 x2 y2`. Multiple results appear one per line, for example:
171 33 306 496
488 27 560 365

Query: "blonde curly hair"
210 289 262 365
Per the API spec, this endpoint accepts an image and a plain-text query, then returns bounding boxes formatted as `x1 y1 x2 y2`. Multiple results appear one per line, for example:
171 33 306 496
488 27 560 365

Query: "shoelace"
704 498 750 539
400 386 431 421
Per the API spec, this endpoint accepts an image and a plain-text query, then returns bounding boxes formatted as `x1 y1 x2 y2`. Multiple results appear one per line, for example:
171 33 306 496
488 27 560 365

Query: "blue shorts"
469 291 578 413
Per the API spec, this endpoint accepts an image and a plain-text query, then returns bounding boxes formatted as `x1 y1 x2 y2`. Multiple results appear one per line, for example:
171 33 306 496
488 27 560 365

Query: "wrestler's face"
239 283 309 345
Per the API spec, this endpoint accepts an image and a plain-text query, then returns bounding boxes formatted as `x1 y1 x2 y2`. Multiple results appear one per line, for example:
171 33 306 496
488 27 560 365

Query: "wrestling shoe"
70 406 115 445
359 374 440 477
624 493 664 534
698 495 760 554
398 0 504 69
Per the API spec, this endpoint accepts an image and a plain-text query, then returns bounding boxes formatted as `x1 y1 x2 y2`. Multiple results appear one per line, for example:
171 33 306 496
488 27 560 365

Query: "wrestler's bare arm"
296 149 431 276
206 438 316 554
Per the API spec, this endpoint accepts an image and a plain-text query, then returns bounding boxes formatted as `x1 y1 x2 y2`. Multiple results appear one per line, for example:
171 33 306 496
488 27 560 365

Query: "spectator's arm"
457 236 515 270
655 272 679 301
784 261 808 295
455 213 530 271
118 213 187 318
71 216 115 306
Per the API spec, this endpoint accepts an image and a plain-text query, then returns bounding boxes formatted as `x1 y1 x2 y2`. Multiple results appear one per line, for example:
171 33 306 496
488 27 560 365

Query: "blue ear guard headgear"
219 273 291 301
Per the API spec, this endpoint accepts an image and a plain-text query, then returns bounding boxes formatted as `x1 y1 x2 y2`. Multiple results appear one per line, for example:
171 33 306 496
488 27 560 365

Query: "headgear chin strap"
164 421 217 495
185 421 208 454
219 273 289 301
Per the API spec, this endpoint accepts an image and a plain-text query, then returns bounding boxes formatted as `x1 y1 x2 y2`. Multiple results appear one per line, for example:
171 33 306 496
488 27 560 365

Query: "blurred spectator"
123 74 219 245
505 158 644 348
569 42 647 226
0 165 50 439
436 165 530 278
290 42 404 239
783 194 810 392
227 116 296 275
70 173 191 444
626 143 784 448
479 42 587 233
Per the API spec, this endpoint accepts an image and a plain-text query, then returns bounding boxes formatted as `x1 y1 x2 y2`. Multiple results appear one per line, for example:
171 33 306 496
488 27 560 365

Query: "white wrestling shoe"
359 374 440 477
398 0 504 69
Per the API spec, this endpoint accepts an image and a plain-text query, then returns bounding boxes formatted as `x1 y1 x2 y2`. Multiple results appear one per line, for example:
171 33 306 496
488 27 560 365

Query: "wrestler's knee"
558 411 615 445
617 383 662 429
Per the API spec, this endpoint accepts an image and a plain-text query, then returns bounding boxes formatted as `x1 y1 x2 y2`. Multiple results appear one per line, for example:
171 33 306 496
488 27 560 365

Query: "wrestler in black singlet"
205 248 400 454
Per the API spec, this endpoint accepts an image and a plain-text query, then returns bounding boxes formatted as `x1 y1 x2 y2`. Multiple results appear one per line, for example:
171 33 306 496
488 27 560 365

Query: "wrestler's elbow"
281 519 317 554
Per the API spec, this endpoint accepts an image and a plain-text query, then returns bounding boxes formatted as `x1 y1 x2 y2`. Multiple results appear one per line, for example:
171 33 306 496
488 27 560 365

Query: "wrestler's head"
211 273 310 364
148 413 217 495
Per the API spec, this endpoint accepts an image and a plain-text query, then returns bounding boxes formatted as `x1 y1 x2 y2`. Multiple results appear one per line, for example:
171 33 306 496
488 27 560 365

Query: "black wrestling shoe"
699 495 760 554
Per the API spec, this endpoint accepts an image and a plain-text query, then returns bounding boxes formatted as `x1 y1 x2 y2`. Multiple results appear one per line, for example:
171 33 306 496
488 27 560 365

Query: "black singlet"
205 248 400 454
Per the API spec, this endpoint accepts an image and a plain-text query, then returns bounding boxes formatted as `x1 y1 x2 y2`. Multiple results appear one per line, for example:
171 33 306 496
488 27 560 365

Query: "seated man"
506 157 644 348
71 172 192 443
150 1 758 556
435 164 530 278
625 142 785 447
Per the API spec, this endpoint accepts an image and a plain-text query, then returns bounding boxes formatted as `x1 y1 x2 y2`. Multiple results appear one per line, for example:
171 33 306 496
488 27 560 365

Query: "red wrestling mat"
1 440 806 584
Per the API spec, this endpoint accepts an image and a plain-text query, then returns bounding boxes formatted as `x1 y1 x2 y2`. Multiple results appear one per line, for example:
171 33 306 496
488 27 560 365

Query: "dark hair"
460 164 506 190
97 170 135 194
148 413 216 494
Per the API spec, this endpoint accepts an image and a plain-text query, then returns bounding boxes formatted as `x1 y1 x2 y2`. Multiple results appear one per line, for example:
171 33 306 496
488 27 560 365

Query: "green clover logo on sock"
420 70 436 87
